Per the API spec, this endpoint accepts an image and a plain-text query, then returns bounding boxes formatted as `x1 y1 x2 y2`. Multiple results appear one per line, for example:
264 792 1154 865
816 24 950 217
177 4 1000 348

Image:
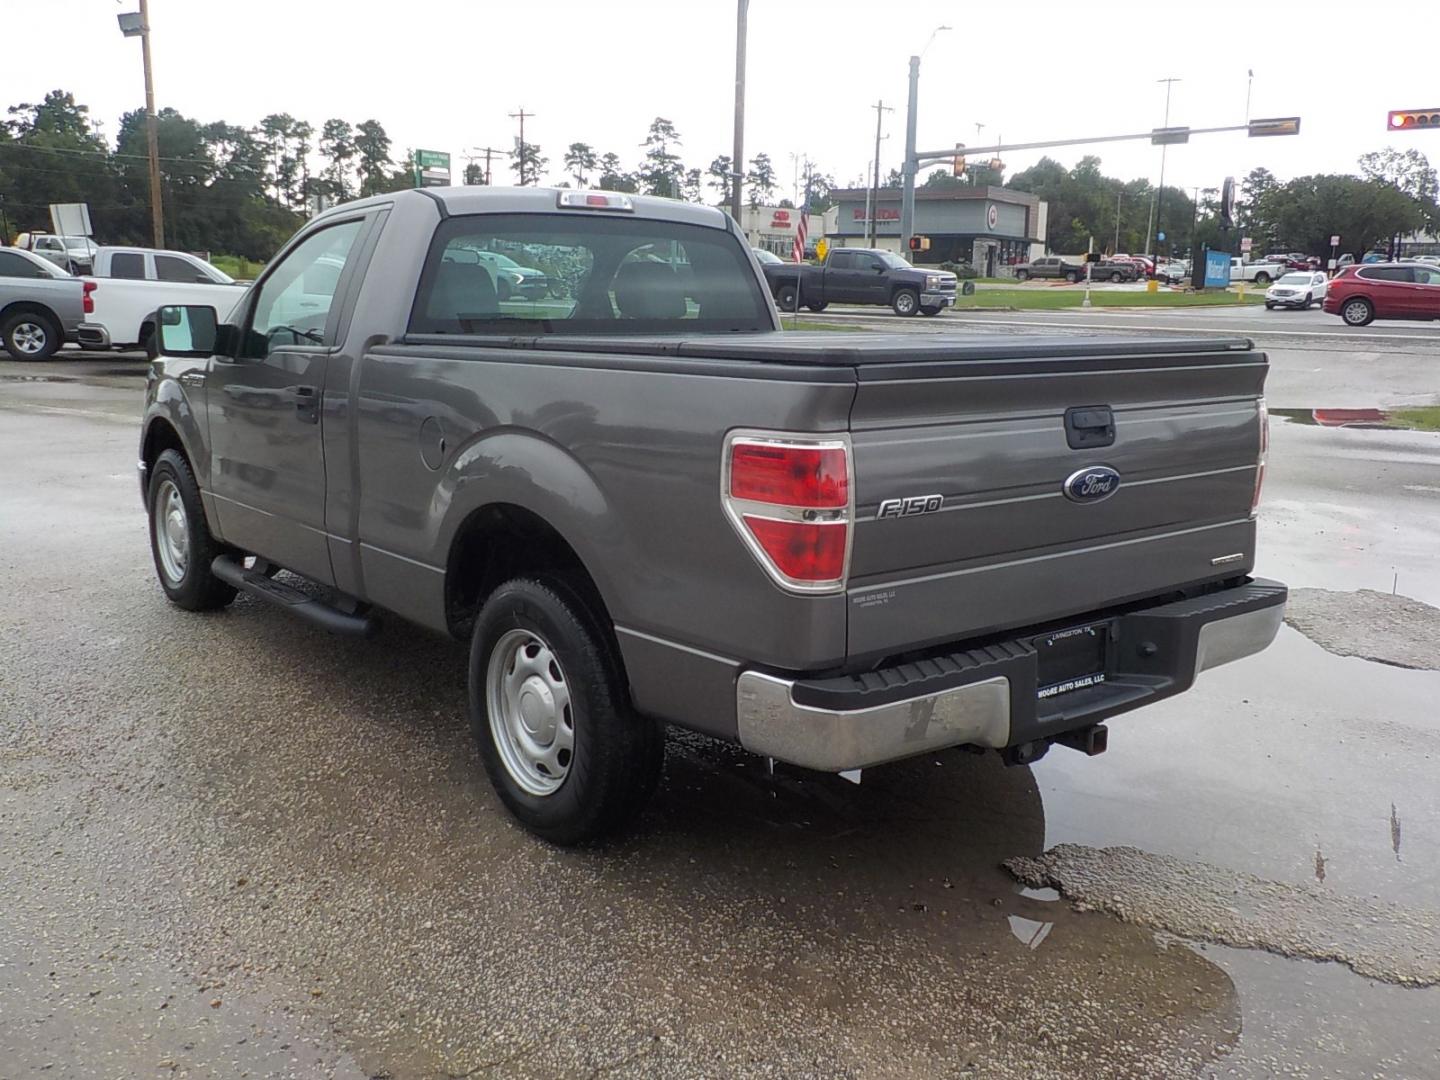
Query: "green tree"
563 141 598 187
0 91 118 234
319 118 355 201
682 167 702 203
511 140 547 185
640 117 683 198
463 162 485 185
598 151 637 192
706 154 732 201
747 152 776 208
1269 174 1421 257
353 120 392 197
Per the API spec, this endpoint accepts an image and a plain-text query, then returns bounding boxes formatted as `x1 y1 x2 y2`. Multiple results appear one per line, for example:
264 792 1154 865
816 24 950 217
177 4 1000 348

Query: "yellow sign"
815 237 828 262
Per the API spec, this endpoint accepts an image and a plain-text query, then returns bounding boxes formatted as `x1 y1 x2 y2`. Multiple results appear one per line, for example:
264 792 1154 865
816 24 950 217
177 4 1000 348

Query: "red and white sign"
986 203 999 230
1330 234 1341 247
770 209 791 227
1240 237 1253 253
852 207 900 222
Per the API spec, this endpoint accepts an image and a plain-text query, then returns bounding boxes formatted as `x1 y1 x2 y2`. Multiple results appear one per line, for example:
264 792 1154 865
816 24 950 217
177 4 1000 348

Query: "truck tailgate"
843 336 1267 659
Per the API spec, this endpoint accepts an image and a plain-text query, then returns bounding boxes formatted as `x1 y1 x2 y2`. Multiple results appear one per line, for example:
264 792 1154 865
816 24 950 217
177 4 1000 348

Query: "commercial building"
827 186 1047 273
737 204 833 257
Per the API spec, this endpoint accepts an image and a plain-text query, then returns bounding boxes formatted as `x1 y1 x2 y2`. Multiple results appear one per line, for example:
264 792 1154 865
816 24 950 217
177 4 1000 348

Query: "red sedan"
1322 262 1440 326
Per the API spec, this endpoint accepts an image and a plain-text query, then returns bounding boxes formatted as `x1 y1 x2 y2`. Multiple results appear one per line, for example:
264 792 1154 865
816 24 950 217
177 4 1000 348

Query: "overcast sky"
10 0 1439 200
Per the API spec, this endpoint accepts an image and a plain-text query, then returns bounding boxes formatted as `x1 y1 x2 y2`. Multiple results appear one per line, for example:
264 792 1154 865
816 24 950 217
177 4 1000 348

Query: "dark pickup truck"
141 186 1286 844
762 246 958 316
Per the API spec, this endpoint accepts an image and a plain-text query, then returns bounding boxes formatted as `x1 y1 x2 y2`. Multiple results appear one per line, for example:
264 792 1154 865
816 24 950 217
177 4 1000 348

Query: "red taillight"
729 442 848 508
742 516 848 581
82 279 96 314
1252 399 1268 515
724 434 852 592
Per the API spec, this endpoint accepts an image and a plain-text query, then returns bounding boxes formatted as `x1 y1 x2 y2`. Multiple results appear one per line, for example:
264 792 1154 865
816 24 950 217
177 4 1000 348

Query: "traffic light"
952 144 966 177
908 236 931 252
1389 109 1440 131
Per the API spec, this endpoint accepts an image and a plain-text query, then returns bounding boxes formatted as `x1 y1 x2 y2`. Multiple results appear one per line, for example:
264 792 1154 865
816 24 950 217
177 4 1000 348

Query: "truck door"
204 217 368 584
823 250 861 302
859 252 891 301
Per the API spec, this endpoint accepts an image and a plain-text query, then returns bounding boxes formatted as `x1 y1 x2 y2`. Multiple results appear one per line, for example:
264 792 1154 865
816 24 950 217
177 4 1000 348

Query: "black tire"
1065 270 1079 283
497 278 513 302
1015 269 1029 281
1265 302 1275 310
147 449 238 611
1341 297 1374 326
2 309 61 360
919 305 942 316
1109 271 1123 283
805 302 828 313
1254 272 1272 285
892 288 919 316
469 577 664 845
1304 293 1314 309
776 284 799 312
140 322 158 360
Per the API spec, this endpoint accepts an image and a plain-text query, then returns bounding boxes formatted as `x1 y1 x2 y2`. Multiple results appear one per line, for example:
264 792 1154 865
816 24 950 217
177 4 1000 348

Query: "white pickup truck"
78 250 246 352
1230 258 1283 286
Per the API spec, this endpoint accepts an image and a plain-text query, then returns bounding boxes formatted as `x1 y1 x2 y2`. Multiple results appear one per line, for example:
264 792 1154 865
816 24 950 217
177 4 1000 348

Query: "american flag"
792 208 808 263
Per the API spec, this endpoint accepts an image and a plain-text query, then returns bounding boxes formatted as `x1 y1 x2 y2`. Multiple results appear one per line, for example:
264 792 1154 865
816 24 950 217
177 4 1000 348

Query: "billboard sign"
413 149 451 188
1203 249 1230 288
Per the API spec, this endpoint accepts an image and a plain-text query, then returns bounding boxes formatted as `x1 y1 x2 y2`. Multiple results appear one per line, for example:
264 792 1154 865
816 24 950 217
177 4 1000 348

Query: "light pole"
868 100 892 247
118 2 164 248
730 0 749 222
899 24 950 255
1145 77 1180 258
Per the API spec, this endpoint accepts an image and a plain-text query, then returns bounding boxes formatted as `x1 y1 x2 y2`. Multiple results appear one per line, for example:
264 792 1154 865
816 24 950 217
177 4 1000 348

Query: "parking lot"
3 318 1440 1078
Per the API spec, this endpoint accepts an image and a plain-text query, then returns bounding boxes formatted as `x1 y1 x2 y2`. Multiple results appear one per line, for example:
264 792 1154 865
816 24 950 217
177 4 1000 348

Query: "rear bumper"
735 577 1287 771
76 323 111 349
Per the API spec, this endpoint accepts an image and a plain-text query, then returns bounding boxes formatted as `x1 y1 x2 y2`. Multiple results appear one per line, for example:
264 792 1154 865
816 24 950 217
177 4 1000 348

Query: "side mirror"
154 305 221 357
871 262 885 272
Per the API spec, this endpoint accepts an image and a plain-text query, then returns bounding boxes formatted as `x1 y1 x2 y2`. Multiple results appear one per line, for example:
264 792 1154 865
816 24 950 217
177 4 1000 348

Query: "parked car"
1112 253 1155 277
1014 256 1087 283
1265 270 1329 310
1410 254 1440 267
1322 262 1440 326
140 185 1284 843
1089 260 1139 283
91 246 235 285
0 246 88 359
763 246 957 315
1335 253 1356 270
751 248 784 266
1360 251 1390 264
14 232 98 274
78 269 246 353
472 250 551 299
1155 261 1189 285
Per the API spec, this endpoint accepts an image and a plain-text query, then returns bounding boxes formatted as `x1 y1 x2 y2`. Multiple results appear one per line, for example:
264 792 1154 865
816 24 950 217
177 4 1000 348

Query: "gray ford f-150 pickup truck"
141 186 1286 844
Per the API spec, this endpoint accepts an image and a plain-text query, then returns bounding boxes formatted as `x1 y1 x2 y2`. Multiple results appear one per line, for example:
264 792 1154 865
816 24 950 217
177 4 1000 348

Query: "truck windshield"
409 213 771 335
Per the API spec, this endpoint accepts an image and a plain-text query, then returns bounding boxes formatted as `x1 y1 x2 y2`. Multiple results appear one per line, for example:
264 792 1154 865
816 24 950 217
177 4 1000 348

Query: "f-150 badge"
877 494 943 519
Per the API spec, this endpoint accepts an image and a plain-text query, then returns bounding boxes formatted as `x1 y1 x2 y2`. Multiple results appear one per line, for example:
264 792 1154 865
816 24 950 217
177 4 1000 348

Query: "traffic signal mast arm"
913 120 1293 167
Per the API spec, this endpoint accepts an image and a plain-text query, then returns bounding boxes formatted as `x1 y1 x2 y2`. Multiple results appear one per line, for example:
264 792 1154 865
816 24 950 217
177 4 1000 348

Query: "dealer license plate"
1034 621 1110 700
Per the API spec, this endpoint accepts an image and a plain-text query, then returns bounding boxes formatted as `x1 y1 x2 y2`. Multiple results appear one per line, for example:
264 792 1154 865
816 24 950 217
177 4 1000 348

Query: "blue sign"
1157 231 1166 242
1204 249 1230 288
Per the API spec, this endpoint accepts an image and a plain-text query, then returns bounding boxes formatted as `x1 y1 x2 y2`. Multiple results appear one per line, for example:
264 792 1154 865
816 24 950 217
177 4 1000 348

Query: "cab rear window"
408 213 770 335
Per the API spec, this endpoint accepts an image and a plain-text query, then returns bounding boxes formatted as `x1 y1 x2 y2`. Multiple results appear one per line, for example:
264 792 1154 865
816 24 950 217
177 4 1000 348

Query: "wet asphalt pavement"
2 335 1440 1079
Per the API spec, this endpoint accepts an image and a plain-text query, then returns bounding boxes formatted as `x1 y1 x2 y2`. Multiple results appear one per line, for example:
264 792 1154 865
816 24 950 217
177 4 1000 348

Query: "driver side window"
245 219 363 357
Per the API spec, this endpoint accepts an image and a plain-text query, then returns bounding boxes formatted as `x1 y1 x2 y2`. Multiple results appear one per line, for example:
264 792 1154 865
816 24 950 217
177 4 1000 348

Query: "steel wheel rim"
11 322 47 355
153 478 190 583
486 628 574 796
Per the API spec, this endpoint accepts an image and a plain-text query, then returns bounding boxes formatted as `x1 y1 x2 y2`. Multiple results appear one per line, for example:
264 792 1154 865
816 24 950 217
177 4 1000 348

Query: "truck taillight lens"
724 434 853 592
1252 399 1268 515
82 280 96 314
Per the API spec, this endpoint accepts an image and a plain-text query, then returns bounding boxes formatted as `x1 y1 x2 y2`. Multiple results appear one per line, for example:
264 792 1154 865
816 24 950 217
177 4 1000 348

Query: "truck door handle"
1065 405 1115 449
292 385 319 424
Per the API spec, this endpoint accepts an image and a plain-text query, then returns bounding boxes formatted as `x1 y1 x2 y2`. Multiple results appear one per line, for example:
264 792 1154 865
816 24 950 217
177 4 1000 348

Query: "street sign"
1330 234 1341 247
815 237 828 262
1150 126 1191 145
1157 231 1166 242
1240 237 1253 253
1248 116 1301 137
1388 109 1440 131
413 149 451 189
415 149 451 170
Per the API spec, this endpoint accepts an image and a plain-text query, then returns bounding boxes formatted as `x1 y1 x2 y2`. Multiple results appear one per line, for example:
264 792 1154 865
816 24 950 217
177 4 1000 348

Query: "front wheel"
892 288 919 316
1015 269 1030 281
1265 302 1275 310
2 311 61 360
1065 270 1080 283
147 449 238 611
919 305 943 316
1303 293 1314 309
1109 271 1123 283
1341 297 1374 326
776 284 799 312
470 577 664 845
805 301 828 313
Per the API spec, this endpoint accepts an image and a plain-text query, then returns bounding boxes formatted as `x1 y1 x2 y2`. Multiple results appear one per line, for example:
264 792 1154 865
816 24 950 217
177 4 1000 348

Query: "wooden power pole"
138 0 165 248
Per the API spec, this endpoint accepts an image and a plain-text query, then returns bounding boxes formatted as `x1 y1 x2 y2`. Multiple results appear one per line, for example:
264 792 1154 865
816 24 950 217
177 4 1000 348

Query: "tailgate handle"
1065 405 1115 449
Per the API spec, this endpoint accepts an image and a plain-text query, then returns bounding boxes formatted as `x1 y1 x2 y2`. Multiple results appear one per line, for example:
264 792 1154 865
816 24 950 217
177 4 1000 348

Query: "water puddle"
0 374 73 383
1273 406 1440 431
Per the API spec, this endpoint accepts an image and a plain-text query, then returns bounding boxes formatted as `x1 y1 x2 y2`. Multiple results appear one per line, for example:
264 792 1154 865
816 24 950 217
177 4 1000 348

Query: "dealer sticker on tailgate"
1034 622 1110 699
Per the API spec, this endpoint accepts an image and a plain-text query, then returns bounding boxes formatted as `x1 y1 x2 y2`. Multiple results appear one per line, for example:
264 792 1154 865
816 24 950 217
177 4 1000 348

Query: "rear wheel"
804 301 828 313
2 310 60 360
1109 271 1123 283
1065 270 1080 283
776 284 799 312
892 288 919 316
1254 272 1272 285
1341 297 1374 326
470 577 664 845
1015 269 1029 281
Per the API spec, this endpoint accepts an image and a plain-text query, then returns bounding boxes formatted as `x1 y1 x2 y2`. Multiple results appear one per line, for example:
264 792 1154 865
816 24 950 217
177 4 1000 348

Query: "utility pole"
465 146 505 186
138 0 164 248
730 0 748 222
899 26 949 254
869 100 892 247
509 108 534 185
1114 187 1122 253
1146 77 1180 258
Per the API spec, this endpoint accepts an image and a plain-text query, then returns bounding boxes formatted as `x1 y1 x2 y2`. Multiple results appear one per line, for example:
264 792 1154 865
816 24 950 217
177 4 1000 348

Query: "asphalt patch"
1006 844 1440 987
1284 587 1440 670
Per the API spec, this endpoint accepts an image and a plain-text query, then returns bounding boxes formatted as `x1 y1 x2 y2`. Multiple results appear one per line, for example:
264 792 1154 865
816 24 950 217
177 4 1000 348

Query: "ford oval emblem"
1063 466 1121 504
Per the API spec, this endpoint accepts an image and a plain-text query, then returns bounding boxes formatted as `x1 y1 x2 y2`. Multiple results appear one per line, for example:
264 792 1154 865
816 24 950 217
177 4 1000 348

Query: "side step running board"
210 556 376 637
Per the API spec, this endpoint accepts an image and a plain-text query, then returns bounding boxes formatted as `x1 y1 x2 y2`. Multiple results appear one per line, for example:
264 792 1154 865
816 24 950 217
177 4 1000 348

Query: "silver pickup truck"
140 187 1286 844
0 246 87 359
